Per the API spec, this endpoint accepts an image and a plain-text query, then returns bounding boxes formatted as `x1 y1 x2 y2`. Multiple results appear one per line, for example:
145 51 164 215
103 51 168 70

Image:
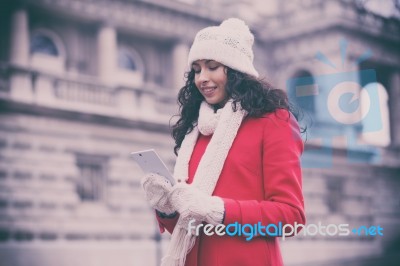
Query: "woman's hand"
169 183 225 225
141 173 176 215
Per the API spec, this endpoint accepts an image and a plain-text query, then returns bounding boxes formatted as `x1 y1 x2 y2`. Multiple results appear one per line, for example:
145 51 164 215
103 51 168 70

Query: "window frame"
75 153 109 203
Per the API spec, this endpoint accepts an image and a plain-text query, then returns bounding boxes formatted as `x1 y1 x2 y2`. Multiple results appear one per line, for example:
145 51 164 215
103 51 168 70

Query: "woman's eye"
209 65 219 71
193 68 201 74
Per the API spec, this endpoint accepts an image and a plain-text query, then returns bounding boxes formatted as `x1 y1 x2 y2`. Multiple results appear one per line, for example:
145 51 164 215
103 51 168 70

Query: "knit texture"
197 102 222 136
141 173 175 215
187 18 259 78
161 101 247 266
169 183 225 226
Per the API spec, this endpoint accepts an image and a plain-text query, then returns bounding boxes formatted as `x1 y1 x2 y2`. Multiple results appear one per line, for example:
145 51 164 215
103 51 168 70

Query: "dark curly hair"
171 67 303 155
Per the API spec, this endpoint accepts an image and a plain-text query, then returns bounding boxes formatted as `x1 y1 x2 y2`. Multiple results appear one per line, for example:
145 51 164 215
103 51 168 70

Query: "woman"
141 18 305 266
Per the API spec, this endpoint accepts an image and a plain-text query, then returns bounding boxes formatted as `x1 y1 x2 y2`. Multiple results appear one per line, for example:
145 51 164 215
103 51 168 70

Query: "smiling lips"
201 86 217 97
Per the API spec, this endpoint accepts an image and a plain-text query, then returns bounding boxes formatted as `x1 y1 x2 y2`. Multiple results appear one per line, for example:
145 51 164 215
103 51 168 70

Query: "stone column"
35 75 56 107
9 8 33 102
10 9 29 66
139 90 157 119
389 71 400 148
97 24 117 85
65 26 80 75
99 25 141 119
117 87 138 119
171 42 189 92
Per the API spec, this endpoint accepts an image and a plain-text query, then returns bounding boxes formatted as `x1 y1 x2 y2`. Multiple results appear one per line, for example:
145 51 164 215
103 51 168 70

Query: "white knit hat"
187 18 259 78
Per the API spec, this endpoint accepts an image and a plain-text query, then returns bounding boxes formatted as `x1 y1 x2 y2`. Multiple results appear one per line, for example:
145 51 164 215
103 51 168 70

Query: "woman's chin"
204 98 219 105
208 99 229 108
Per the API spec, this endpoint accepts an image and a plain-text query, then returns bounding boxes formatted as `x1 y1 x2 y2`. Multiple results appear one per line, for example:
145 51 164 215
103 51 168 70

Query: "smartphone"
130 149 175 185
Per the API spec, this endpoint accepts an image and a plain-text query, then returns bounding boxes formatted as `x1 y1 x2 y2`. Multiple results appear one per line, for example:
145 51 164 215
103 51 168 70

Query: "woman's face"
192 60 228 106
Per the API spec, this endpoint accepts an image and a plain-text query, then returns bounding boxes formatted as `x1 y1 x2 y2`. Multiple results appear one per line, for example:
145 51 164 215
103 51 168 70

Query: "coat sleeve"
222 109 306 237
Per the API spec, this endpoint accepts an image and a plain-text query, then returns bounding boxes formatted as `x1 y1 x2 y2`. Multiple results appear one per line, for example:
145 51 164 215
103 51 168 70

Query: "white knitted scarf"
161 100 247 266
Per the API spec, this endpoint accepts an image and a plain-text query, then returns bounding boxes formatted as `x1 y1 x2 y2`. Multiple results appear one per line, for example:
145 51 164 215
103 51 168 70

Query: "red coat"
157 109 306 266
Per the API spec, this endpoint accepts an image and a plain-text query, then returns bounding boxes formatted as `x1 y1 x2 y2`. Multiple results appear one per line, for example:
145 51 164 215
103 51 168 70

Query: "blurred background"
0 0 399 265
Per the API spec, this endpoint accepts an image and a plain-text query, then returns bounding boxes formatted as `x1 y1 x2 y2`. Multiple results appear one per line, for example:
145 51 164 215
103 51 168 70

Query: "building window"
289 70 316 115
116 47 144 87
117 48 144 72
75 154 108 202
118 50 137 71
30 34 59 56
29 29 66 74
326 177 343 213
287 69 316 131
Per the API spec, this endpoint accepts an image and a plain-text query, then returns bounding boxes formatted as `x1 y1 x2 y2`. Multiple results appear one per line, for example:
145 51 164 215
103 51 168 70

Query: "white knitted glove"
141 173 175 215
169 183 225 225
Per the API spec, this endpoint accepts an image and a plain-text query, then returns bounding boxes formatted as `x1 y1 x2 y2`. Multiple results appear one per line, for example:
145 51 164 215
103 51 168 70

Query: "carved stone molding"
23 0 220 43
257 1 400 44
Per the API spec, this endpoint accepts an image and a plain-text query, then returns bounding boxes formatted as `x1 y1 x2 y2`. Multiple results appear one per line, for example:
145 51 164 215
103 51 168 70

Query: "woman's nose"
197 70 209 83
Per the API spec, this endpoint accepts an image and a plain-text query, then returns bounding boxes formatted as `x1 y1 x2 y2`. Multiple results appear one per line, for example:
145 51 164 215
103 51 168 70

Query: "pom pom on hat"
187 18 259 78
220 18 248 30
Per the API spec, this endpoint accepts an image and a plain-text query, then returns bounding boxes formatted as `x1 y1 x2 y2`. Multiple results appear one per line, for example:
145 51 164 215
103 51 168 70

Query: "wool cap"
187 18 259 78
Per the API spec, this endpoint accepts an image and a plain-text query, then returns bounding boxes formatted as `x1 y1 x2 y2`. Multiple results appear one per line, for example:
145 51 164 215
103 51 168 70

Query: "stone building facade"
0 0 399 265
